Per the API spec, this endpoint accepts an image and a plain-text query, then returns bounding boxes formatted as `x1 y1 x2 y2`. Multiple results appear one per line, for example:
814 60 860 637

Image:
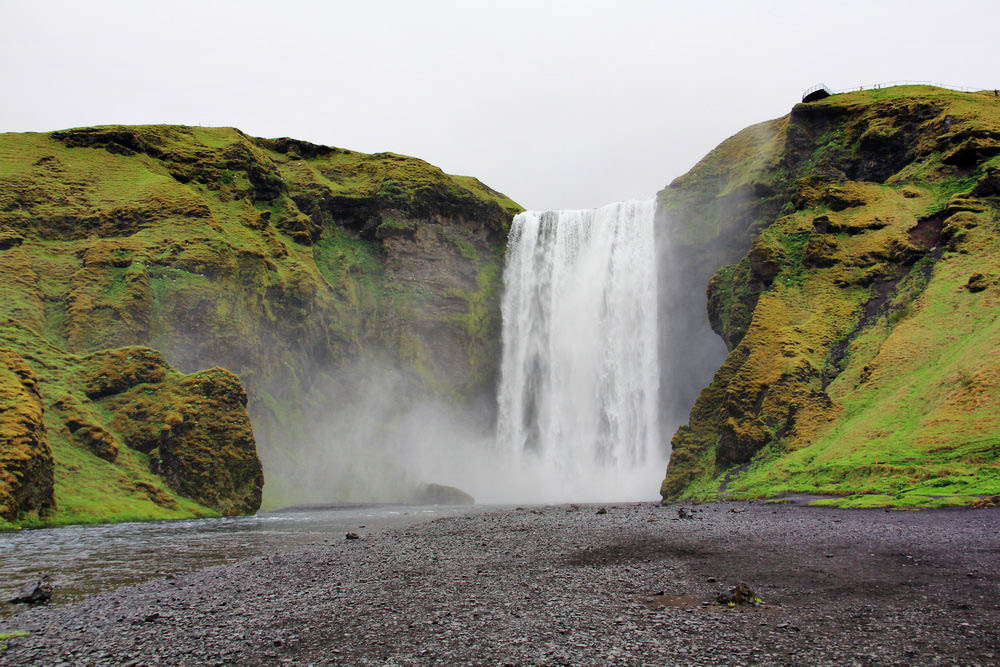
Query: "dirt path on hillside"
2 502 998 665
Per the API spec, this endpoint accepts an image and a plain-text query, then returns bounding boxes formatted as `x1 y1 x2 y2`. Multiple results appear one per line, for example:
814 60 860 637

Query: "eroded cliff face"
659 86 1000 508
0 124 520 524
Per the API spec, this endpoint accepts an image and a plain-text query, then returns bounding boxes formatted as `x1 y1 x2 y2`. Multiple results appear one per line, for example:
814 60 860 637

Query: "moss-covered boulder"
0 333 262 527
0 348 55 522
660 86 1000 508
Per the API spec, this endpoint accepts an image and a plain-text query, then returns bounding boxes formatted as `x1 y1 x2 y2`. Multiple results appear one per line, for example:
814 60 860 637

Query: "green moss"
809 493 984 509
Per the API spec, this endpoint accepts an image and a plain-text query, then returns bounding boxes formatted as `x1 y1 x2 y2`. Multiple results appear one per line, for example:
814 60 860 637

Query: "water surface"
1 504 483 616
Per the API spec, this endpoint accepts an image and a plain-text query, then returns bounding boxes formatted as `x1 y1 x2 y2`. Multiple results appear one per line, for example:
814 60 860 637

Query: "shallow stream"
0 504 483 617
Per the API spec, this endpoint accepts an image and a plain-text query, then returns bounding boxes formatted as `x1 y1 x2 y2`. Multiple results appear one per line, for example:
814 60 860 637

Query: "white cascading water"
495 200 662 501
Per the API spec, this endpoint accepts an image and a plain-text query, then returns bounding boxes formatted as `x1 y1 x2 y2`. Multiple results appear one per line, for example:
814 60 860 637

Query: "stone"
716 581 761 606
9 578 53 604
966 273 989 293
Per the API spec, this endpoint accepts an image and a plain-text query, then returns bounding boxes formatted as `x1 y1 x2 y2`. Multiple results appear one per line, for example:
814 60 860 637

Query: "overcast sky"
3 1 999 210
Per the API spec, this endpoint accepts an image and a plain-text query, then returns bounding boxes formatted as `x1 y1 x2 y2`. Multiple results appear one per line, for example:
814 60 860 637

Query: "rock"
345 533 360 540
965 273 989 293
415 483 475 506
109 365 263 516
716 581 762 606
79 347 168 399
0 231 24 250
804 235 839 267
595 508 608 515
971 495 1000 509
9 578 53 604
748 238 782 284
70 424 119 463
822 184 867 211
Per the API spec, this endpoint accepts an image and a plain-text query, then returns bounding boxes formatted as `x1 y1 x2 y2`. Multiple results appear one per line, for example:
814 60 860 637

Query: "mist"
255 355 669 508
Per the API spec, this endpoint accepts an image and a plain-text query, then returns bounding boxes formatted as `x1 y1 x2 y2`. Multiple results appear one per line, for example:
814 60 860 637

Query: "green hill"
659 86 1000 508
0 125 520 528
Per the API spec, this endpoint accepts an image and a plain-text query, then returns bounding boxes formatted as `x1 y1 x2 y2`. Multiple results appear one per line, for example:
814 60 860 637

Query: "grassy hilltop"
659 86 1000 508
0 125 521 527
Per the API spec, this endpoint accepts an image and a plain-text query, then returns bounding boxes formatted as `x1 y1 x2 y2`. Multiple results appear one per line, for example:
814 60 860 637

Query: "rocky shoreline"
2 502 998 665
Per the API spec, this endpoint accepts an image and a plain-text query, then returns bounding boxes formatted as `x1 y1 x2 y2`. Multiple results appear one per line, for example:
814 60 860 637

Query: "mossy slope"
0 124 521 521
660 86 1000 508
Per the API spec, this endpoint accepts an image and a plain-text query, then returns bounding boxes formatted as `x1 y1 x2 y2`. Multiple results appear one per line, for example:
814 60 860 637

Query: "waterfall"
495 200 662 501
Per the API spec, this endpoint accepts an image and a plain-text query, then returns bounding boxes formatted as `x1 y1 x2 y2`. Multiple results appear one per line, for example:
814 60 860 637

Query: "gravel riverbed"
2 502 998 665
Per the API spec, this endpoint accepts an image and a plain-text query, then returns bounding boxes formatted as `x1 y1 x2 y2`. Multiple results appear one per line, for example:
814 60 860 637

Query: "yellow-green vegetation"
0 320 261 529
661 86 1000 509
0 124 521 520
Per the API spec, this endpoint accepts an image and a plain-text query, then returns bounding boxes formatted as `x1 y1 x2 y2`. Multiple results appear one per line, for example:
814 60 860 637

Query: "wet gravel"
2 502 998 665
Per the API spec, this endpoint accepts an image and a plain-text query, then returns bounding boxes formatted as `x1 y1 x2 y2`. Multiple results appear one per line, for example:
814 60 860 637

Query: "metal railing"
830 80 991 95
802 83 833 100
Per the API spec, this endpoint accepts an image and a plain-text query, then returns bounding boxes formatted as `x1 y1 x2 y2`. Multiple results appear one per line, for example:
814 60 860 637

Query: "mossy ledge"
659 86 1000 509
0 124 522 524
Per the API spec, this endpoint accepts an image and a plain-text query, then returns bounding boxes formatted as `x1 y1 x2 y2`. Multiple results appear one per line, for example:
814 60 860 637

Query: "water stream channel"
1 504 486 617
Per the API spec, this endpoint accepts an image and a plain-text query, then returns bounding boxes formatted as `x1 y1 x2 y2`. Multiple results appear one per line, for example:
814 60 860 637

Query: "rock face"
0 124 520 525
659 86 1000 508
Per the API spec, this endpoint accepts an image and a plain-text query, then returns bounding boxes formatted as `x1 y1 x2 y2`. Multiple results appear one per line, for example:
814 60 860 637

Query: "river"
0 504 485 616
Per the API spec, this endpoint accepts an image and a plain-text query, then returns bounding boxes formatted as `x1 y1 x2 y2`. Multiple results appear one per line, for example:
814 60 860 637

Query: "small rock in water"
9 578 53 604
415 483 475 505
345 532 360 540
596 508 608 515
677 507 692 520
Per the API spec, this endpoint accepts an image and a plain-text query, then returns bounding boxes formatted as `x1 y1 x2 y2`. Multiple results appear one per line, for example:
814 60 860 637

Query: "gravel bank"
2 502 998 665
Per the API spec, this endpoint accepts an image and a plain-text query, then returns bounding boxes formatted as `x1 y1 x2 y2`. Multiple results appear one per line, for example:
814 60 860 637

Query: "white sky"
3 0 999 210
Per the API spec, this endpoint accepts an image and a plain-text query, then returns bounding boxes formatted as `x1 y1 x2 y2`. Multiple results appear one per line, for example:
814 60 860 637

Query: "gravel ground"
1 501 998 665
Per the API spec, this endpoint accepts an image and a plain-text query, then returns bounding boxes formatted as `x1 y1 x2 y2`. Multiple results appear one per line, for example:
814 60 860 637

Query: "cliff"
659 85 1000 508
0 124 520 526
